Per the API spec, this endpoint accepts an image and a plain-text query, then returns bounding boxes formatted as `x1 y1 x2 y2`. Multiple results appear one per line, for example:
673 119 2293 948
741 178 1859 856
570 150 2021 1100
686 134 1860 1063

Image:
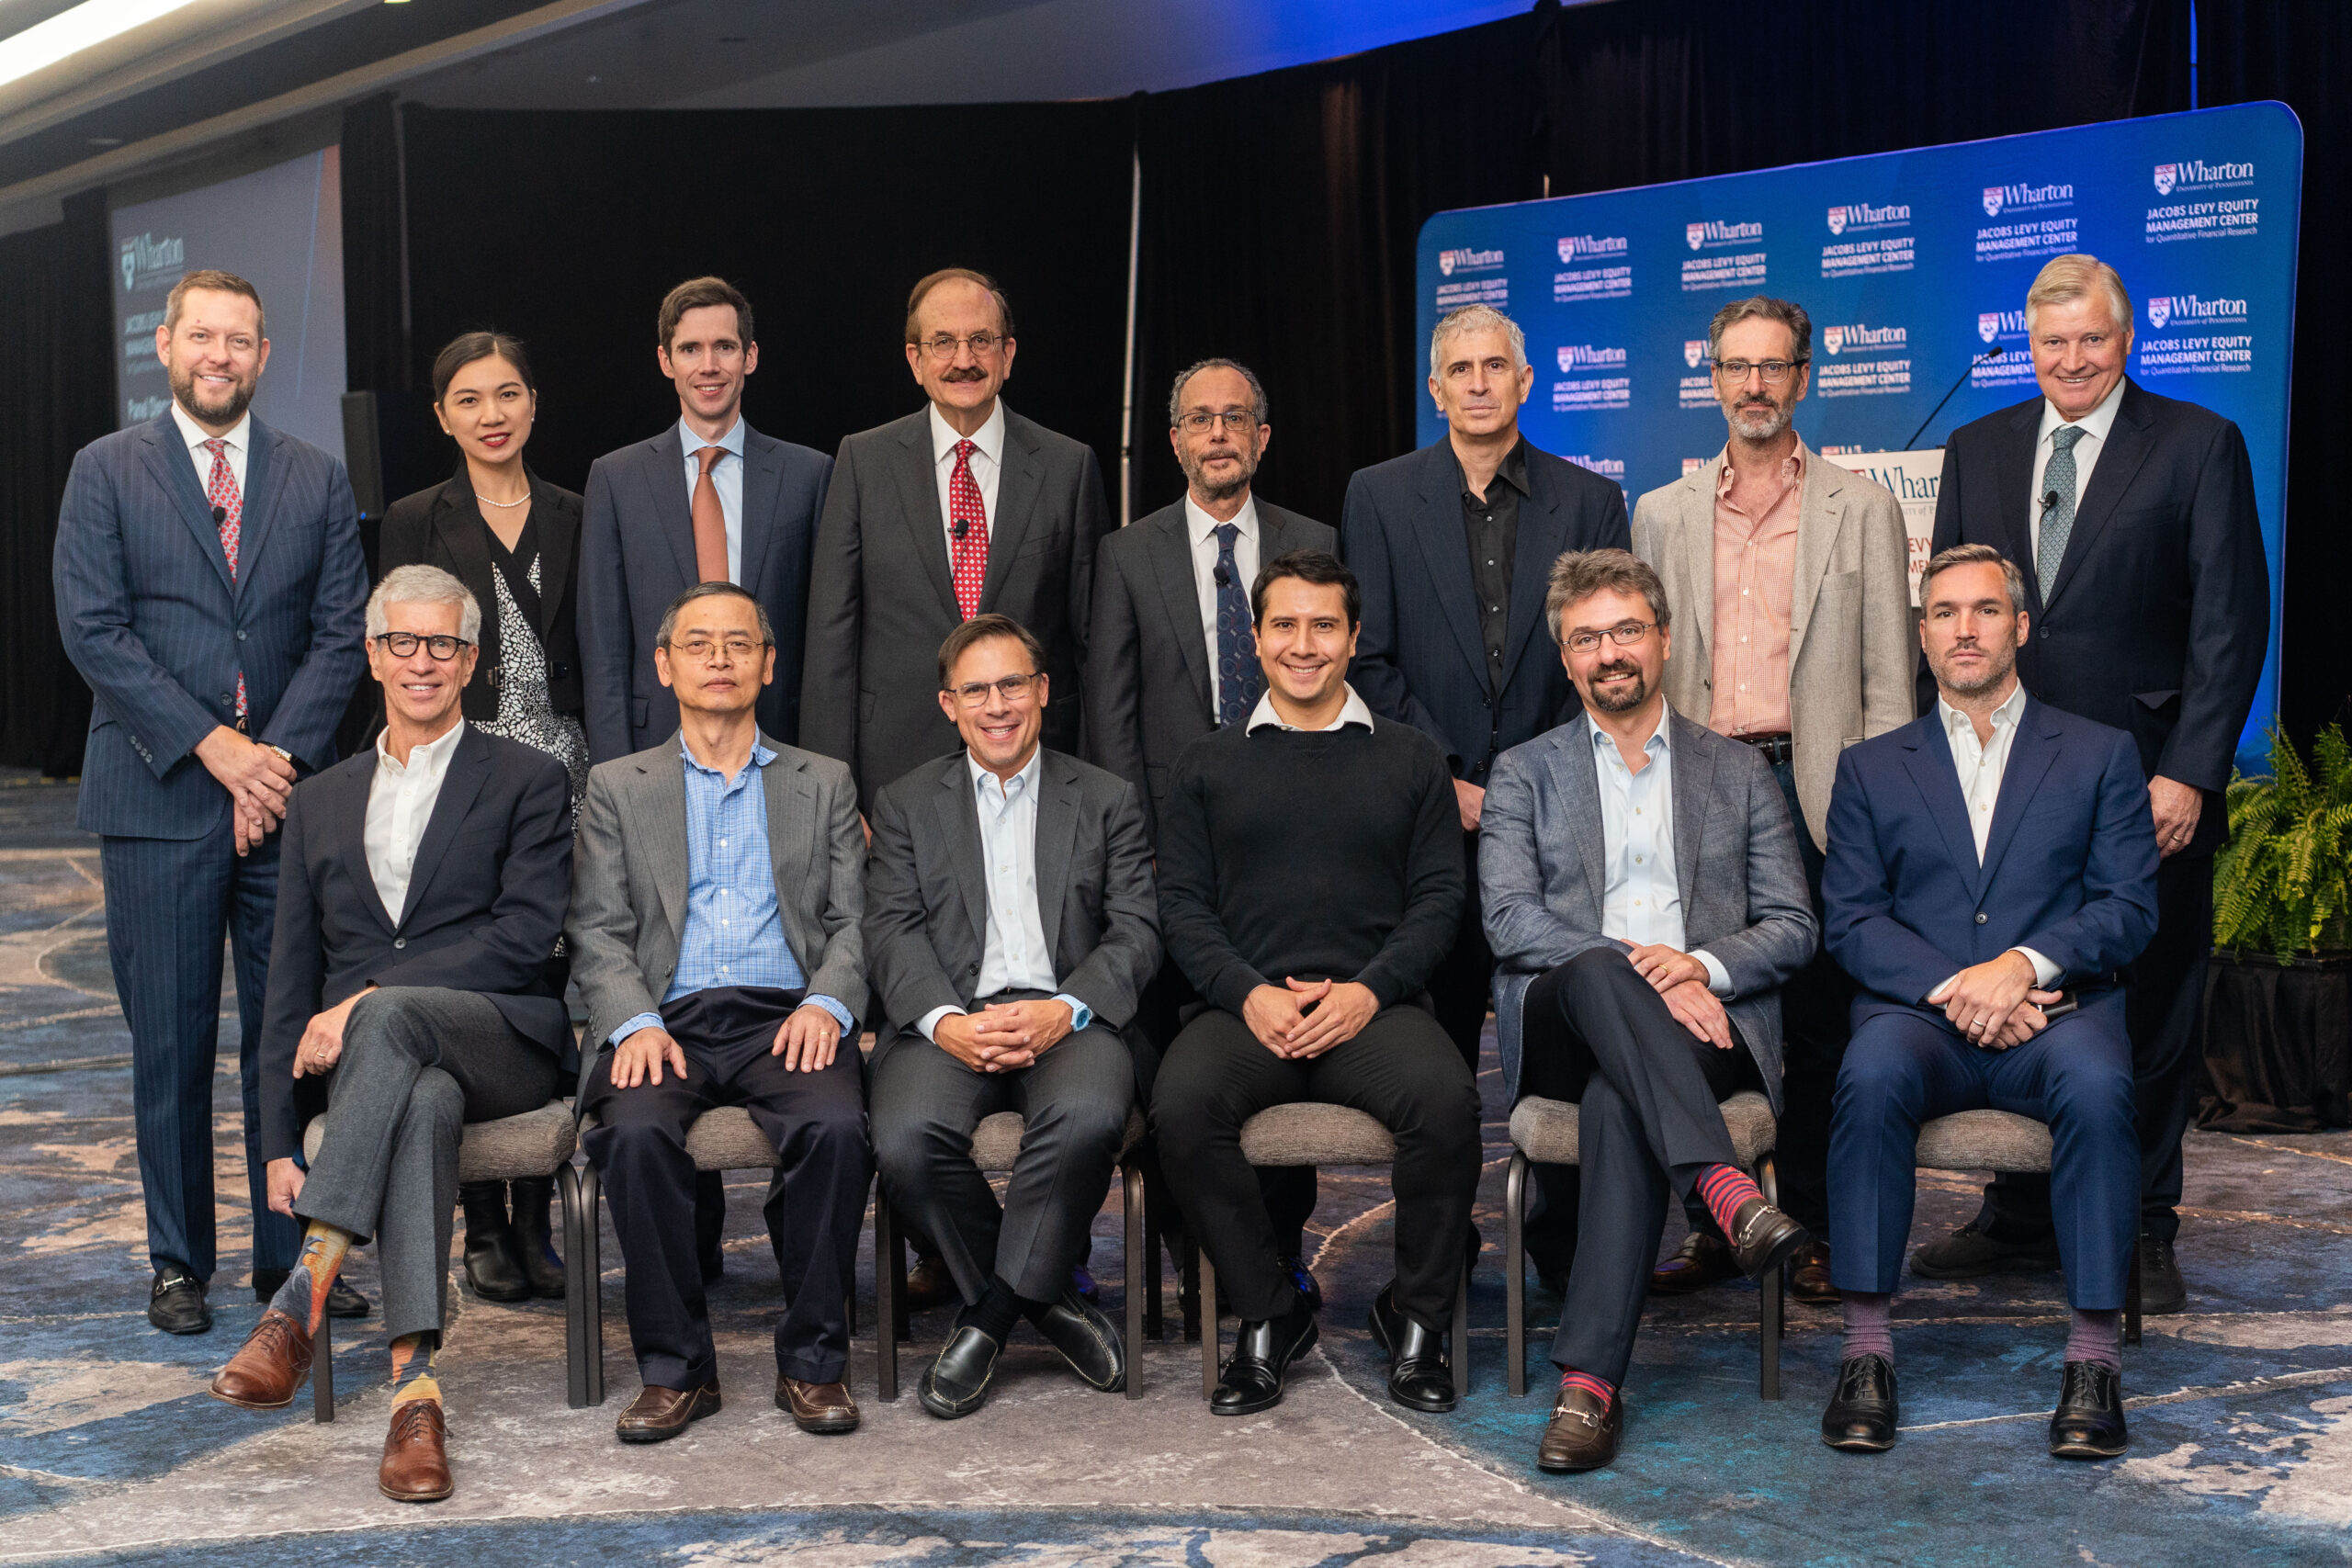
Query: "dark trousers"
1831 996 2138 1307
1152 1005 1480 1330
1766 757 1855 1235
871 996 1134 1304
102 829 300 1284
1427 828 1493 1072
1521 950 1759 1383
296 988 557 1340
582 986 871 1388
1978 849 2213 1246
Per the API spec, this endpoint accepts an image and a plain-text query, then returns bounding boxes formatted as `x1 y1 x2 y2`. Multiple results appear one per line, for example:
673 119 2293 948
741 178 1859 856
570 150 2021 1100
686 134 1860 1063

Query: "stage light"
0 0 209 90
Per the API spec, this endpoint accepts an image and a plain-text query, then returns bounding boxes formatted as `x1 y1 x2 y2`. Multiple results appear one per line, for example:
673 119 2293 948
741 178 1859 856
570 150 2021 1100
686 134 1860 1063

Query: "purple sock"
2066 1308 2121 1372
1841 1291 1894 1363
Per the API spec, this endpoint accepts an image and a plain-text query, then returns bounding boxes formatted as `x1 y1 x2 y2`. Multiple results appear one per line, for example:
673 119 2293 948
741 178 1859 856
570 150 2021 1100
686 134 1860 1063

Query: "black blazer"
256 725 576 1161
1341 438 1631 783
1927 378 2267 822
1083 497 1334 842
379 466 583 721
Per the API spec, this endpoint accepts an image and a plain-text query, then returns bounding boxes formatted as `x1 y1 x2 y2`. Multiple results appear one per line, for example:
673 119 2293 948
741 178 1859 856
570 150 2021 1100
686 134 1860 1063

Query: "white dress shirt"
2027 378 2125 562
1935 680 2060 988
915 749 1091 1044
170 401 250 497
1244 682 1375 735
1185 492 1261 715
363 720 468 926
1588 709 1730 995
929 400 1005 554
677 416 747 582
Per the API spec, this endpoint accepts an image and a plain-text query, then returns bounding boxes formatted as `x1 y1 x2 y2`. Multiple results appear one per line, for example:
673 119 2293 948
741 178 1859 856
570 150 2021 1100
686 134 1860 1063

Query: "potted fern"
2200 723 2352 1132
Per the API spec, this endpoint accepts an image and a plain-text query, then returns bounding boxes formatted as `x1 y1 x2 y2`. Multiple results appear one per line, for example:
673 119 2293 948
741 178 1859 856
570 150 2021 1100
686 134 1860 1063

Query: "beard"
169 360 256 427
1179 446 1258 504
1726 397 1791 443
1586 660 1650 713
1932 642 2018 697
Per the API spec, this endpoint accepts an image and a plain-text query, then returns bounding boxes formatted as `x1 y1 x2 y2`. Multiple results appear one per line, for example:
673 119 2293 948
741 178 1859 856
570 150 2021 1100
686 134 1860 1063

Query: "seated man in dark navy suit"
1820 544 2158 1462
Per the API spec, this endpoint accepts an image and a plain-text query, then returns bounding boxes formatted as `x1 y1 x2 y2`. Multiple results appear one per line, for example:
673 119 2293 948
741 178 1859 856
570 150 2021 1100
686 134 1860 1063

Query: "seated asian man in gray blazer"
866 614 1160 1419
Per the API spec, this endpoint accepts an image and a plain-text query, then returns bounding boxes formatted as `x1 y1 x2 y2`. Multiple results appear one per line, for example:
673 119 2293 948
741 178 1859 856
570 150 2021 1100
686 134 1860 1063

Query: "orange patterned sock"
388 1332 441 1407
266 1221 353 1336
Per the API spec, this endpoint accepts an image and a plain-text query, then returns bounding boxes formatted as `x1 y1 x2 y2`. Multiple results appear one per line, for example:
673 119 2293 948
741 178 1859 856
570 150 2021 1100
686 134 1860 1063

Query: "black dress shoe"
1212 1296 1318 1416
149 1267 211 1336
902 1255 956 1314
1366 1286 1454 1413
326 1278 369 1318
511 1177 567 1299
2138 1235 2187 1315
1648 1230 1736 1297
1726 1196 1810 1280
1536 1385 1622 1472
459 1181 533 1303
1281 1255 1324 1314
918 1325 1003 1418
1031 1289 1125 1392
1821 1353 1900 1451
2049 1359 2129 1460
1909 1221 2059 1280
1788 1239 1839 1305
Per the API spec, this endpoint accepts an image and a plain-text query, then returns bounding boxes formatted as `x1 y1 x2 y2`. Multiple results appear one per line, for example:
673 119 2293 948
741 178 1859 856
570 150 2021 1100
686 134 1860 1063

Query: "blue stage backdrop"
1417 103 2301 771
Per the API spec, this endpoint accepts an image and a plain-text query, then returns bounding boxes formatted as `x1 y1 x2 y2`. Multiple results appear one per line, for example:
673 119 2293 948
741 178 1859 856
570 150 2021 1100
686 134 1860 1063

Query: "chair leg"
312 1303 334 1423
1180 1231 1202 1344
1142 1177 1165 1341
1123 1158 1146 1399
873 1189 899 1403
1454 1246 1473 1398
2126 1236 2143 1348
1198 1247 1220 1403
559 1160 589 1409
1757 1152 1782 1401
1505 1152 1528 1399
581 1159 605 1405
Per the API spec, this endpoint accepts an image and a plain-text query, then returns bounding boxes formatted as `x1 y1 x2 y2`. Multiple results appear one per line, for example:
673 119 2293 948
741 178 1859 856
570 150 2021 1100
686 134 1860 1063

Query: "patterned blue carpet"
3 774 2349 1567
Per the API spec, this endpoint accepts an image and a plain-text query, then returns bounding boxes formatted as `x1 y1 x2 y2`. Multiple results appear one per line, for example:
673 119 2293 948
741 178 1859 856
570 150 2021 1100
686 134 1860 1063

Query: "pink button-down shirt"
1709 449 1804 738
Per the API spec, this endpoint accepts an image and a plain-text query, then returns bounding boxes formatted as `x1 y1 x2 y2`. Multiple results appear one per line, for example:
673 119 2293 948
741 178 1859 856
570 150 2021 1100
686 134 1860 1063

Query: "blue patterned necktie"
1213 523 1261 727
2037 423 2087 599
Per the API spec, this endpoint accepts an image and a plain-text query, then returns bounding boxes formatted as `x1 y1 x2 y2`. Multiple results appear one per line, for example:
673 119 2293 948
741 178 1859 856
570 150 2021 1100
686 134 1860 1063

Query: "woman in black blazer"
378 331 583 1305
379 332 587 808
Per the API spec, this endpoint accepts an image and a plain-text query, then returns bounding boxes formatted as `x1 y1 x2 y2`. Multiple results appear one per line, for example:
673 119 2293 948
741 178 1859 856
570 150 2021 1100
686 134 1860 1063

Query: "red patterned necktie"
948 437 989 620
201 437 248 722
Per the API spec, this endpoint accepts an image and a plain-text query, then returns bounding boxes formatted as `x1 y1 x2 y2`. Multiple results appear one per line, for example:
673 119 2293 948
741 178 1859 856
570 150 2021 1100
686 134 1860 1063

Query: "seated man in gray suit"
1482 548 1815 1474
571 582 871 1444
867 614 1160 1418
209 565 573 1506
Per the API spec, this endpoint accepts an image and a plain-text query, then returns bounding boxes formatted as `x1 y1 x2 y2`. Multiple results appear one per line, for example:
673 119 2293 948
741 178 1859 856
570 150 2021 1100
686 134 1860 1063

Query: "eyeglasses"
1564 620 1657 655
1178 410 1258 434
667 637 768 663
945 672 1042 705
1713 358 1807 384
375 632 472 660
913 332 1005 361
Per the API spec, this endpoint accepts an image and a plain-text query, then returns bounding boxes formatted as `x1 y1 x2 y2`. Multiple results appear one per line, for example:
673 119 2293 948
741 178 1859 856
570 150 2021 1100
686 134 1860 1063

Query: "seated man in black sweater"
1152 548 1479 1416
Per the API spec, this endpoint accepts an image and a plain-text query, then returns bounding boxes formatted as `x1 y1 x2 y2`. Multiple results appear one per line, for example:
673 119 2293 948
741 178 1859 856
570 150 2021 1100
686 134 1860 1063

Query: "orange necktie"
693 445 729 582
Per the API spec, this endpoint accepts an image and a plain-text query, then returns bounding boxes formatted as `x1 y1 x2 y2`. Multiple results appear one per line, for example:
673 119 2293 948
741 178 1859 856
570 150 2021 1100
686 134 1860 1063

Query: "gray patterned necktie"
2037 423 2087 599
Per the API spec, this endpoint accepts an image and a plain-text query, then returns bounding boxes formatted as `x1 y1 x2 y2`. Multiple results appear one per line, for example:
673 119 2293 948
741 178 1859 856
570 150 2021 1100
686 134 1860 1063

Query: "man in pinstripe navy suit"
53 269 368 1335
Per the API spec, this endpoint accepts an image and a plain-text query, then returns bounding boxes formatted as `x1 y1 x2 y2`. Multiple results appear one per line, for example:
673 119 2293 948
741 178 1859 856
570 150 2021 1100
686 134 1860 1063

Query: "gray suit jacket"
566 731 868 1099
1082 496 1333 841
1479 710 1817 1108
864 748 1159 1068
1632 438 1915 850
799 404 1112 809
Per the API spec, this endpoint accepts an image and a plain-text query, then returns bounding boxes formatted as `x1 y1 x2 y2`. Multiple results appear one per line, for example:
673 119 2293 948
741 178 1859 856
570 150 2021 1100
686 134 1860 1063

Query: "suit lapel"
641 745 691 944
1787 445 1846 673
737 428 783 591
1668 716 1713 914
891 415 960 618
1544 731 1608 915
1144 511 1213 717
1899 718 1988 900
1976 702 2061 889
935 758 990 950
1674 465 1715 681
232 421 283 593
1032 754 1081 970
1404 444 1489 683
431 475 495 613
529 468 577 634
394 727 492 928
1498 468 1566 694
978 410 1043 613
332 756 398 936
762 743 812 908
641 428 700 588
139 418 236 595
2045 383 2155 612
1996 402 2041 605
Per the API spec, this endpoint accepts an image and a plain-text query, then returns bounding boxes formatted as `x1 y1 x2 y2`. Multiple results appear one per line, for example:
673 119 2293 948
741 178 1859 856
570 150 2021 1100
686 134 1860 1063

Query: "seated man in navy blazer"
1820 543 2158 1462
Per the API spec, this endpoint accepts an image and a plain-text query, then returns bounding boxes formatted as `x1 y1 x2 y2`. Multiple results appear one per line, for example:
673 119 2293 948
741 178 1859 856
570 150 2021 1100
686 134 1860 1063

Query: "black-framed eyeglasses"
375 632 472 660
1564 620 1656 655
1178 410 1258 434
913 332 1005 361
1713 358 1808 384
945 672 1042 706
667 637 769 663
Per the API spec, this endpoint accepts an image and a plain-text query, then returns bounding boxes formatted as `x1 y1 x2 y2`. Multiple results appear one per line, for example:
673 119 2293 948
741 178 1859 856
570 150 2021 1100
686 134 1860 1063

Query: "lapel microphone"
1213 563 1232 588
953 518 968 540
211 505 227 525
2040 489 2060 514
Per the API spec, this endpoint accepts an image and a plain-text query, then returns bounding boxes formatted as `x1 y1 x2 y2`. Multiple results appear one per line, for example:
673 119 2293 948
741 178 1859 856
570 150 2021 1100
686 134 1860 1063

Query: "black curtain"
340 93 407 400
393 102 1136 505
0 191 110 776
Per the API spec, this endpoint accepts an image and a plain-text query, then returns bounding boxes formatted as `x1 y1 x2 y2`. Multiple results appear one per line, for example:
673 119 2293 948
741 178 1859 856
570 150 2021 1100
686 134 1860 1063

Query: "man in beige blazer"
1631 295 1913 1302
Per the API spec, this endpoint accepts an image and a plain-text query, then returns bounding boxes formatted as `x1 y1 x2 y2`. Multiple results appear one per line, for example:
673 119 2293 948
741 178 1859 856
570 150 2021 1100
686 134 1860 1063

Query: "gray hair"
656 581 775 649
1707 296 1813 363
1168 357 1268 428
367 564 480 644
1429 304 1527 379
1544 547 1670 645
1918 542 2029 614
2025 253 2134 338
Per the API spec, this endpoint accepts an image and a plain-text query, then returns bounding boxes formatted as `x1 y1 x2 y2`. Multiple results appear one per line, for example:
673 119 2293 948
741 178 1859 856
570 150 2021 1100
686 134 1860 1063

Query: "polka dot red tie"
201 437 247 722
948 438 989 621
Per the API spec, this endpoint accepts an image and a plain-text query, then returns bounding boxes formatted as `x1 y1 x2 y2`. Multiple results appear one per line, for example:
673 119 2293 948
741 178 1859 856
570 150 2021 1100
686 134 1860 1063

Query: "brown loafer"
209 1307 314 1409
1728 1196 1810 1280
903 1256 956 1313
615 1381 720 1443
379 1398 454 1502
776 1375 859 1434
1790 1238 1839 1304
1536 1385 1623 1472
1649 1231 1736 1296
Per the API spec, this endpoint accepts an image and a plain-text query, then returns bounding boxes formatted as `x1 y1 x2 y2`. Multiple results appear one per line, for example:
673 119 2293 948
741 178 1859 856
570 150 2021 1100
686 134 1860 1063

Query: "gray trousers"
870 999 1133 1305
295 987 557 1341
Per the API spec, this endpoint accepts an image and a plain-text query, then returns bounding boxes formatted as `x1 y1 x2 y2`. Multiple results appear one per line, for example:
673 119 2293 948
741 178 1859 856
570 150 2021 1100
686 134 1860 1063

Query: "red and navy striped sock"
1558 1369 1616 1408
1695 1164 1763 1236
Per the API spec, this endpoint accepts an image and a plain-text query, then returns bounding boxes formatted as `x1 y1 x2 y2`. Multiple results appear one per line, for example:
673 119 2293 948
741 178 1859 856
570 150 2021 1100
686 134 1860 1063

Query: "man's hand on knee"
1986 991 2064 1050
266 1156 305 1217
612 1025 687 1088
293 986 373 1077
1927 952 2041 1047
1626 942 1707 995
773 1004 843 1073
1661 978 1735 1049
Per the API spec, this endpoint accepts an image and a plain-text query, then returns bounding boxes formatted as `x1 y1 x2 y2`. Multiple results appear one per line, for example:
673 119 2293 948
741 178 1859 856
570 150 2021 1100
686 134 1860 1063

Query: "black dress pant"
1152 1004 1480 1330
581 987 871 1389
1521 950 1761 1386
1426 828 1494 1073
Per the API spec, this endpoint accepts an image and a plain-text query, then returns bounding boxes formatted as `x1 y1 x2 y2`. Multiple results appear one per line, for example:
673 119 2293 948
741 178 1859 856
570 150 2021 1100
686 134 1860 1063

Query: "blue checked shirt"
609 738 853 1046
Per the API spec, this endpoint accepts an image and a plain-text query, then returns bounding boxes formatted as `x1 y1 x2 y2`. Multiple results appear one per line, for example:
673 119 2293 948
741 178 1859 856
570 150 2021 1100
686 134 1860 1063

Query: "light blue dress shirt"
678 416 747 582
1588 710 1731 996
610 737 852 1046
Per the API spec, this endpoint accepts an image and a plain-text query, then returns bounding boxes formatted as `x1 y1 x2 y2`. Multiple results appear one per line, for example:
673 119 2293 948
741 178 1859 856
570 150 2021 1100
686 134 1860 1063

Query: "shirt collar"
377 718 466 773
2037 378 2127 447
678 416 746 462
1245 682 1374 735
171 400 251 457
677 731 776 779
1712 439 1805 497
930 400 1006 468
1938 679 2029 743
1586 703 1673 763
1455 436 1530 502
968 745 1043 803
1184 491 1260 546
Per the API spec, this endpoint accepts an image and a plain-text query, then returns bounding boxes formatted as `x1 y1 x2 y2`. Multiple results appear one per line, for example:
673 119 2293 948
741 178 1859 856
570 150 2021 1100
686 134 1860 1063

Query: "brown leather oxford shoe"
209 1308 313 1409
379 1399 454 1502
1536 1385 1623 1473
615 1381 720 1443
776 1375 859 1434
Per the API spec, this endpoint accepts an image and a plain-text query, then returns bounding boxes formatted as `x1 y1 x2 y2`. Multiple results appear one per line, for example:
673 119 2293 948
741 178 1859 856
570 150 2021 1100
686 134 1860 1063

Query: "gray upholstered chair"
300 1099 582 1420
871 1105 1149 1402
1191 1102 1474 1402
1502 1089 1785 1399
1915 1108 2143 1344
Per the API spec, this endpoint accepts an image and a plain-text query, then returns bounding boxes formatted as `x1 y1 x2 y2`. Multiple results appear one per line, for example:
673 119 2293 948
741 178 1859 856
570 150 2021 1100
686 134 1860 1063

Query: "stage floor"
2 773 2347 1567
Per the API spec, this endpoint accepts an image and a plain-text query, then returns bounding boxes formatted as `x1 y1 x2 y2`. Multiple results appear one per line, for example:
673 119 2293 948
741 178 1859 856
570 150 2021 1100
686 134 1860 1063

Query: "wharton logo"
1687 219 1764 250
1978 308 2029 343
1827 200 1910 234
1563 455 1627 480
1684 340 1708 368
118 231 185 292
1557 233 1628 263
2154 164 2177 197
2147 293 2249 329
1982 179 2074 218
2157 157 2255 195
1556 344 1628 371
1437 245 1504 277
1821 321 1908 355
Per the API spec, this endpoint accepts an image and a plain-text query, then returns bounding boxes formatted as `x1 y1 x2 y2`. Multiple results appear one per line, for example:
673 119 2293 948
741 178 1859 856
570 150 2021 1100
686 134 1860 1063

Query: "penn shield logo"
1684 340 1708 368
1983 186 2005 217
2154 163 2178 196
2147 297 2172 329
1822 326 1844 355
1557 233 1627 262
1979 312 2002 343
1826 207 1848 236
1437 246 1504 277
1687 222 1707 251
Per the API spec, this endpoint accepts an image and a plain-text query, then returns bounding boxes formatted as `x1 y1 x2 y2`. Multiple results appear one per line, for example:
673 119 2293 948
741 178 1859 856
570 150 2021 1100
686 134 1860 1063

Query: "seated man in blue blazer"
1821 543 2159 1462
